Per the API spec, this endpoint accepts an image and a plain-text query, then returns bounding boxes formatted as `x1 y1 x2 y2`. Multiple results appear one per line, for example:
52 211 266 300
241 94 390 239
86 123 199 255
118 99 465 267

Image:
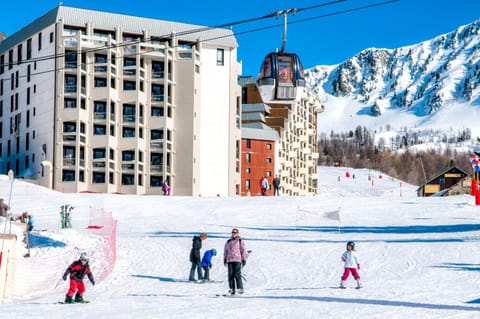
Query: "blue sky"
0 0 478 76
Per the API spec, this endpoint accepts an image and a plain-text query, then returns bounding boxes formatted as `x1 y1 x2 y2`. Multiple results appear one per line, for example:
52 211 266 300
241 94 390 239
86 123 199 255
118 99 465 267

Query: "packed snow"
1 166 480 318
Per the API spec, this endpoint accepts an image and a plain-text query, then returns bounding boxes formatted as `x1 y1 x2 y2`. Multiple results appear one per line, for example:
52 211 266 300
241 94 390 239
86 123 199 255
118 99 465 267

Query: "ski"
59 300 90 304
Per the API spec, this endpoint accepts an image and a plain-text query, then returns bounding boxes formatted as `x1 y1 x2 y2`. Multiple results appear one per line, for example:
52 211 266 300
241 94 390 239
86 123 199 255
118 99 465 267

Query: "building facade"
0 6 241 196
239 76 323 196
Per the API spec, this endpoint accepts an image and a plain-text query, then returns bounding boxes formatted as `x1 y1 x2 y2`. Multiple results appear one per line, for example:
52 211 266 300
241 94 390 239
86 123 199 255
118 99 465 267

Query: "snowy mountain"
306 19 480 140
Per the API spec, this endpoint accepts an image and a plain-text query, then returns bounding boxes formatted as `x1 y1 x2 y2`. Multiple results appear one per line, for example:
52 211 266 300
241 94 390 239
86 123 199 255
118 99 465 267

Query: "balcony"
151 165 163 173
150 142 163 151
63 157 75 167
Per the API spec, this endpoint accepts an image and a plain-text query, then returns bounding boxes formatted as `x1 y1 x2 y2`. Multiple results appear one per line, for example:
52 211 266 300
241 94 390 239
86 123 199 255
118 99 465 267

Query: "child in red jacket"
62 252 95 303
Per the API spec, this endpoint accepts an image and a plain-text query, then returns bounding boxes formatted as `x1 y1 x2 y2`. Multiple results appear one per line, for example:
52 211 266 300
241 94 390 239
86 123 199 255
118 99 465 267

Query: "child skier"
340 241 362 289
200 248 217 281
62 252 95 303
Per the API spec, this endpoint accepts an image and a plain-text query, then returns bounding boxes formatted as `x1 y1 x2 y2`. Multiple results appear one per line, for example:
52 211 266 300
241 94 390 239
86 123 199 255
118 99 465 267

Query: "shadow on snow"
240 295 480 312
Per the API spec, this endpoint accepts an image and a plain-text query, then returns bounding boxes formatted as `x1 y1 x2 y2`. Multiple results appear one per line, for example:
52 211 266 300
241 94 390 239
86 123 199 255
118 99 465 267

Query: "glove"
224 259 227 267
242 260 246 267
357 263 360 270
90 280 95 286
62 274 67 281
341 257 346 262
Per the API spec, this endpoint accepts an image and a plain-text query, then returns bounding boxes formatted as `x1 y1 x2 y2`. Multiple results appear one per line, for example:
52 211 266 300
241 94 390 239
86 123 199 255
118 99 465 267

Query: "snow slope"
2 167 480 318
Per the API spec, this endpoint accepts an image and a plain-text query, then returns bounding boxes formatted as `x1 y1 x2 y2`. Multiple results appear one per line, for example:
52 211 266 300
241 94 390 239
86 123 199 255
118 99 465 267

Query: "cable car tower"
257 9 306 103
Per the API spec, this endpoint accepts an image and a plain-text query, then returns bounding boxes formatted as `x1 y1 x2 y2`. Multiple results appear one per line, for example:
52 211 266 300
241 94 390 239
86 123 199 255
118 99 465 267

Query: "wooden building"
417 166 469 197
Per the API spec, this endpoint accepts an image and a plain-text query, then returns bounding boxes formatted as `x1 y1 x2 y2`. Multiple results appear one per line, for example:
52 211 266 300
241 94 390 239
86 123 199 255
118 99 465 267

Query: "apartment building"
0 6 242 196
239 76 323 196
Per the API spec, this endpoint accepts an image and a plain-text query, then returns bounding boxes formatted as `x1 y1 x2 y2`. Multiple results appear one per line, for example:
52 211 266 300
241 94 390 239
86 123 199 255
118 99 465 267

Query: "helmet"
346 241 355 249
211 248 217 256
79 252 89 262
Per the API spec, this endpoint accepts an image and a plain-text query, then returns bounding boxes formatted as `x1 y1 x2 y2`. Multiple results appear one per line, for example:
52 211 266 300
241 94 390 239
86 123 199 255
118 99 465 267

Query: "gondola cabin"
257 52 306 103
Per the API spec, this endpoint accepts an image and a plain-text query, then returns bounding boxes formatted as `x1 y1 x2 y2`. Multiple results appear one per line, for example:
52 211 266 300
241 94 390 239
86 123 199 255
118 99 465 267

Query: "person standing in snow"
189 232 207 281
224 228 247 295
340 241 361 289
261 177 269 196
200 248 217 281
62 252 95 303
272 175 280 196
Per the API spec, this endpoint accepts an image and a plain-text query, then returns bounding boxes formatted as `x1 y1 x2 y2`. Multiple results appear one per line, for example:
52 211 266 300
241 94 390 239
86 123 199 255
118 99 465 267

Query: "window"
94 77 107 87
94 101 106 119
65 75 77 93
216 48 224 66
245 168 251 174
267 143 272 150
150 176 162 187
151 129 164 140
38 32 42 51
95 54 108 64
246 153 251 162
267 157 272 163
94 125 106 135
27 39 32 60
17 44 23 64
151 153 162 165
64 98 76 109
123 104 135 122
93 148 106 159
246 139 251 149
123 57 136 67
122 174 135 185
62 170 75 181
123 81 136 91
151 107 164 117
122 127 135 138
65 51 77 68
0 55 4 74
122 150 135 161
93 172 105 184
49 32 54 43
63 122 76 133
246 179 250 189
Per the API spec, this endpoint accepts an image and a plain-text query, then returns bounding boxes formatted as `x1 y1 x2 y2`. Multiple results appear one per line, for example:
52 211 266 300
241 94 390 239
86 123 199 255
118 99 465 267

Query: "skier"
62 252 95 303
261 177 269 196
224 228 247 295
189 232 207 281
200 248 217 281
339 241 361 289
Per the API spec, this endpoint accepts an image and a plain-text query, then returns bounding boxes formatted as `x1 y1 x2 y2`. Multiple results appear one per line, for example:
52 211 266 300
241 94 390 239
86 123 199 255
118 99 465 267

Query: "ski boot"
64 295 74 304
74 294 84 303
339 280 346 289
356 279 362 289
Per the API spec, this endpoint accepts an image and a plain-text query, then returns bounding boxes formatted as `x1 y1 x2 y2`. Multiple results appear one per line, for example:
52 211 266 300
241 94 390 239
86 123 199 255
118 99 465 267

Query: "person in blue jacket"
200 248 217 281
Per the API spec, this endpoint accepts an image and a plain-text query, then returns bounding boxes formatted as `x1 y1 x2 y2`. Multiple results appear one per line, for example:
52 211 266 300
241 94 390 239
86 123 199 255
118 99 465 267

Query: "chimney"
0 32 6 44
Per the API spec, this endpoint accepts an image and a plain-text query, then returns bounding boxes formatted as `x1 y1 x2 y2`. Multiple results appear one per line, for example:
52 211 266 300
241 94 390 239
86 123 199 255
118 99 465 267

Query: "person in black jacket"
189 232 207 281
62 252 95 303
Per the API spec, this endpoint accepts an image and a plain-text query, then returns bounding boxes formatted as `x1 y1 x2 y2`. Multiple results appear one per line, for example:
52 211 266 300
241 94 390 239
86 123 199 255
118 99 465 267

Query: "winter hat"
211 248 217 256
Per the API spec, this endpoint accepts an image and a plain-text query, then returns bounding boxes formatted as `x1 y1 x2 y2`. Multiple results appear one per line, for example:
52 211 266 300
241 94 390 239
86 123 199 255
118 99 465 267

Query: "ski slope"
1 166 480 318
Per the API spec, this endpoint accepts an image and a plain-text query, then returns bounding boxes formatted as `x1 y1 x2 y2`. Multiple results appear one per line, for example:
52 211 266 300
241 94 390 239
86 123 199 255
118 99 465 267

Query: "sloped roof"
416 165 469 189
1 6 237 54
241 127 279 141
242 103 270 113
242 112 266 122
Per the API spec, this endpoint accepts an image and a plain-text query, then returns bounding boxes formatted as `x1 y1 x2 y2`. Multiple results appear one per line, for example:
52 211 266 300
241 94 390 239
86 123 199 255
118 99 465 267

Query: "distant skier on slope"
224 228 247 295
200 248 217 281
340 241 362 289
62 252 95 303
189 232 207 281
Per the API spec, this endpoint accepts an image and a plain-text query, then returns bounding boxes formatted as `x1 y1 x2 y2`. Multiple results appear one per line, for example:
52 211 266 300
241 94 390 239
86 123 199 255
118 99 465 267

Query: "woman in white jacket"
340 241 362 289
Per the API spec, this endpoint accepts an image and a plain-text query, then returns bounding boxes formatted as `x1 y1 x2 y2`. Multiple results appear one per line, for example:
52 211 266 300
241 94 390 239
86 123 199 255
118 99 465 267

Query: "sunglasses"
232 231 238 234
